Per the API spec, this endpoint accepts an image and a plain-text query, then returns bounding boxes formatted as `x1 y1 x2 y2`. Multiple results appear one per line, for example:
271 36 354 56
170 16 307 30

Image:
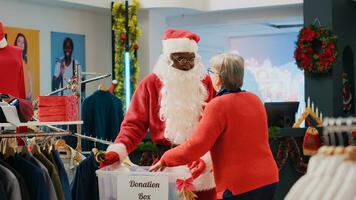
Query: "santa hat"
0 21 7 48
162 28 200 55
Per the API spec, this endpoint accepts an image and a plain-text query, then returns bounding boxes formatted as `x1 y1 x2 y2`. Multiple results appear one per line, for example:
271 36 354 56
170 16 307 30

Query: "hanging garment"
0 45 26 99
297 156 330 199
81 90 123 151
71 152 99 200
307 155 344 199
0 178 8 200
323 132 352 146
322 161 354 199
4 154 50 200
52 150 72 200
58 144 85 184
0 165 22 200
286 147 356 200
284 154 324 200
0 158 30 200
333 166 356 200
22 152 58 200
33 148 65 200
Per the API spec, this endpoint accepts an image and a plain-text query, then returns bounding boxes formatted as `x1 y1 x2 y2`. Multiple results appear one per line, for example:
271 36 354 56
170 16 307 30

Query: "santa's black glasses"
171 56 195 65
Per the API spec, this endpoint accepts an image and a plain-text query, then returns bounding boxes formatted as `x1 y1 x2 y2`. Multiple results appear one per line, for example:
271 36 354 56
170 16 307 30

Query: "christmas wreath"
294 24 338 74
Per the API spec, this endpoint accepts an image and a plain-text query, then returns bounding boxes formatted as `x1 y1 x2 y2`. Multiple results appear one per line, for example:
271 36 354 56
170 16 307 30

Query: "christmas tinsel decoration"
112 0 141 110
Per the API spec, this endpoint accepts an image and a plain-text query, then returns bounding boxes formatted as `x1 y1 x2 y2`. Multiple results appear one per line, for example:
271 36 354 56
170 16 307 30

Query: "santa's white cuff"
0 37 7 48
106 143 128 164
201 152 213 173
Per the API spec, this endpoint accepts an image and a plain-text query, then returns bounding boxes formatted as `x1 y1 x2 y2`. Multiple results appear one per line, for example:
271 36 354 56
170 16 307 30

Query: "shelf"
0 123 13 128
0 121 83 128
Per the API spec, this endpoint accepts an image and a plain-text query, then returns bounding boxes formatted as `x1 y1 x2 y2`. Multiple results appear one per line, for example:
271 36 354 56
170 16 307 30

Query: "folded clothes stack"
38 96 78 122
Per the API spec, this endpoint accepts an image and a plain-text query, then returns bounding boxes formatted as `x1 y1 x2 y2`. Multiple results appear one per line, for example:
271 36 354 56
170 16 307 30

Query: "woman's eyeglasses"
171 56 195 65
207 68 219 75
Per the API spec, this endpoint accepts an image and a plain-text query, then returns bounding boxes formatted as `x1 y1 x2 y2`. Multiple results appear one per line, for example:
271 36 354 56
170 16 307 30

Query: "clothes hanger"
91 138 106 163
344 146 356 161
334 146 345 155
98 84 107 91
325 146 336 156
55 139 71 155
32 144 42 155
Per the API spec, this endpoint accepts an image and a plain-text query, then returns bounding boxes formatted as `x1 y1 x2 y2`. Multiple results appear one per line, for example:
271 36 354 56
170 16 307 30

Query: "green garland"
112 0 141 110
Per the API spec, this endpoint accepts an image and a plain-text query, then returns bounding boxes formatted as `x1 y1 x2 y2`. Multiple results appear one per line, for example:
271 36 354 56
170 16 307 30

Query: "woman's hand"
149 160 166 172
188 159 206 179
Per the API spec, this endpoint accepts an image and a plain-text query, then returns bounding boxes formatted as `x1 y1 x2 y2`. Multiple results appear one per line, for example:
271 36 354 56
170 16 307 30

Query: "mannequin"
0 21 26 99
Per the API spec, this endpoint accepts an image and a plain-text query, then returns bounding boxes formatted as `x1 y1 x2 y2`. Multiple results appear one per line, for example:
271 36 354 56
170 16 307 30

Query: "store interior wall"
0 0 304 99
137 5 302 77
304 0 356 117
0 0 112 96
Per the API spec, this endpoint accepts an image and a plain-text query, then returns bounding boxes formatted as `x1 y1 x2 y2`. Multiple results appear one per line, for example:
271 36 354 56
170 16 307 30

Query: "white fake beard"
153 54 208 144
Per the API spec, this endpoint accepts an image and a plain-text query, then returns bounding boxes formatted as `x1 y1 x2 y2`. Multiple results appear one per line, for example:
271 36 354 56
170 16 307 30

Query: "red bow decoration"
176 178 197 200
176 177 194 191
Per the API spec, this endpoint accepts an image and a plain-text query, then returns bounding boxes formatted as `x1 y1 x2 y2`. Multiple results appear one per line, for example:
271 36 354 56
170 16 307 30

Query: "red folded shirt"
38 96 67 106
38 96 78 122
39 115 67 122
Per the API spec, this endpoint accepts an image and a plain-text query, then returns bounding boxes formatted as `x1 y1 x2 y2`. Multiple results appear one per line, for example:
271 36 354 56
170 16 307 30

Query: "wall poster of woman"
4 27 40 100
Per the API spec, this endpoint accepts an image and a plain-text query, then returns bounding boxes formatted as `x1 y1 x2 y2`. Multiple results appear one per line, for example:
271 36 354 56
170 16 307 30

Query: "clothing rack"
45 68 111 151
0 131 70 138
322 117 356 146
1 71 113 149
35 121 112 146
323 117 356 134
73 133 114 146
46 73 111 96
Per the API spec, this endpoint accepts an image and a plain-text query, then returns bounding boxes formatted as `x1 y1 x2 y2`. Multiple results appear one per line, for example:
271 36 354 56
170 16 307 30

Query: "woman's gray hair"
209 53 245 90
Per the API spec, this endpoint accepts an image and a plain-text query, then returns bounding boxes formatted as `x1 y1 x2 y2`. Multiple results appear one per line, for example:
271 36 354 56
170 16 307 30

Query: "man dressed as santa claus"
102 28 217 199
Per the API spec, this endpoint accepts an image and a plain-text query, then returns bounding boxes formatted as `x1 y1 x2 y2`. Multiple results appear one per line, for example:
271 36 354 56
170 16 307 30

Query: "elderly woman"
150 53 279 200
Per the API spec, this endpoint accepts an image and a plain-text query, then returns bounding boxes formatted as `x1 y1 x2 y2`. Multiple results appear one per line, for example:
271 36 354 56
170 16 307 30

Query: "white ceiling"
166 5 303 38
16 0 303 12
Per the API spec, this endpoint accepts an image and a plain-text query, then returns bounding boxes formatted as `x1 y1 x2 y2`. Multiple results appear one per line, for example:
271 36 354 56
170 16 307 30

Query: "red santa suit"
0 21 26 99
106 29 217 199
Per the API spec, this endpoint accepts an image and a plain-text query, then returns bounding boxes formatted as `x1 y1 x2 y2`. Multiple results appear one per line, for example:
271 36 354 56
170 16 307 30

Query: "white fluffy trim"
165 165 215 191
106 143 128 164
201 152 213 173
0 37 7 48
162 38 198 54
192 153 215 191
193 170 216 191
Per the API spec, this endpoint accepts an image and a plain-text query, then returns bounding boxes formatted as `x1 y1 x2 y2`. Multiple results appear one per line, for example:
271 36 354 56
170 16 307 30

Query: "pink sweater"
161 92 279 199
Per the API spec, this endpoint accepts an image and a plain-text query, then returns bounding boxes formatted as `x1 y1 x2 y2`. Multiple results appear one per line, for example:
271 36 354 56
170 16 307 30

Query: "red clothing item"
114 73 216 154
38 96 78 121
161 92 279 199
0 45 26 99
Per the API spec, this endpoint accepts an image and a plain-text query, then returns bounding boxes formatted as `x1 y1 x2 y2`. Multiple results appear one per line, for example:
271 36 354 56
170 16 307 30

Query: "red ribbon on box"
176 177 194 191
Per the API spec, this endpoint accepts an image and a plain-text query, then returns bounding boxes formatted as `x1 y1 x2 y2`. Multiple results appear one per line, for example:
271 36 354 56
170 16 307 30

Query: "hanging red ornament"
120 33 127 41
133 43 139 50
